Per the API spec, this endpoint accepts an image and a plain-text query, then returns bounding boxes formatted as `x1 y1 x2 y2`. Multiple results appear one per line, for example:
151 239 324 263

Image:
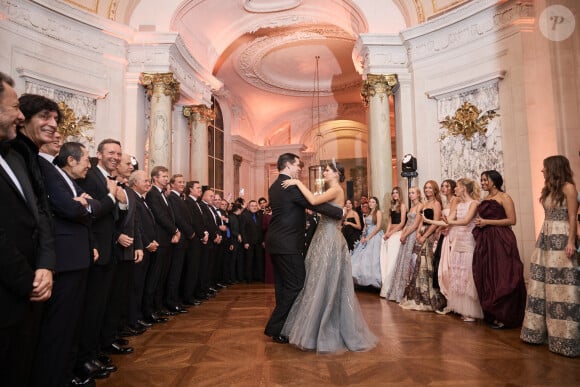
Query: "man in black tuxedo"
0 72 55 386
183 181 209 304
240 199 265 283
165 174 195 313
100 153 143 356
128 170 159 330
75 138 126 381
32 141 100 387
200 187 222 297
264 153 343 343
144 165 179 323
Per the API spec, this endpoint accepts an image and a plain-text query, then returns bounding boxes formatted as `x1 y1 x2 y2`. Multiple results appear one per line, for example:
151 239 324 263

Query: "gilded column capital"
183 104 215 125
361 74 398 106
140 72 180 104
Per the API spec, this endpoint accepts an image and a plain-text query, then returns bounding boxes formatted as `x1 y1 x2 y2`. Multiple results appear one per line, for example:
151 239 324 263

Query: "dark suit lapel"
3 150 39 220
0 162 27 204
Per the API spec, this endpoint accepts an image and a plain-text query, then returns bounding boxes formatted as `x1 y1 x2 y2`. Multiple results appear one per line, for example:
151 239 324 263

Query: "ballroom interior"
1 0 579 274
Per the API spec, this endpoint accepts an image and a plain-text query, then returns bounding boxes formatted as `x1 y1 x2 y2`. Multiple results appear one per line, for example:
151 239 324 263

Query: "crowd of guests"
0 72 274 386
346 161 579 358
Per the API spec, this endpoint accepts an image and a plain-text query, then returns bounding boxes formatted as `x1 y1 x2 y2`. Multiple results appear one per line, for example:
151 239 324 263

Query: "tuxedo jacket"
146 186 176 247
76 166 117 266
133 191 157 250
167 191 194 248
39 157 99 272
184 196 207 243
240 211 264 245
199 200 220 242
115 187 143 261
0 147 55 328
266 174 343 255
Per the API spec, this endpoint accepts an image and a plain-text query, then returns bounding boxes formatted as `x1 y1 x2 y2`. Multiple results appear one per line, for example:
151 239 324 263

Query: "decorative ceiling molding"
402 0 533 62
16 67 109 99
353 34 408 76
243 0 302 13
236 26 360 96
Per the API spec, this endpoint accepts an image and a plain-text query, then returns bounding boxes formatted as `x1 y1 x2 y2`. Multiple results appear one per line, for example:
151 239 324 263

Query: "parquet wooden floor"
99 284 579 386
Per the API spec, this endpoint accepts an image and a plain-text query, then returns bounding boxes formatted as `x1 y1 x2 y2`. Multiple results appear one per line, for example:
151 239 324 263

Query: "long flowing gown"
472 200 526 327
281 204 377 353
520 197 580 357
351 215 384 288
342 215 362 251
386 212 418 302
400 209 447 311
379 211 403 298
437 208 454 298
446 200 483 319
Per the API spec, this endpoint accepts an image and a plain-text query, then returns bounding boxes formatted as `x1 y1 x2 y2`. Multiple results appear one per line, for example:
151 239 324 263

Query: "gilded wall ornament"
439 101 499 141
140 72 180 105
57 101 93 142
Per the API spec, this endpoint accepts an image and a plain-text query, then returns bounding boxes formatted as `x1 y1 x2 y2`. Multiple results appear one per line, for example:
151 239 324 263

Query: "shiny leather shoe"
166 305 188 314
216 282 227 288
149 313 169 323
158 309 176 317
118 326 144 337
91 359 117 373
115 338 129 346
75 361 110 380
272 335 289 344
69 376 96 386
102 343 134 355
136 319 153 328
97 353 113 366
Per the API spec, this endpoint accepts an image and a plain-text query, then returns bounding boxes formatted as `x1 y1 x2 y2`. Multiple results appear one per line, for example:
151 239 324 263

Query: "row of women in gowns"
351 175 529 329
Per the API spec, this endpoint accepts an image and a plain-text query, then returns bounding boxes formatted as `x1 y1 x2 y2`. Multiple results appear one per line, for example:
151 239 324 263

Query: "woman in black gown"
342 199 362 251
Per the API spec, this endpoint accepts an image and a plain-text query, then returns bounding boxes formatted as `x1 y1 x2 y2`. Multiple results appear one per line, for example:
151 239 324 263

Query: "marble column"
361 74 398 207
140 72 180 172
233 154 242 199
183 104 215 182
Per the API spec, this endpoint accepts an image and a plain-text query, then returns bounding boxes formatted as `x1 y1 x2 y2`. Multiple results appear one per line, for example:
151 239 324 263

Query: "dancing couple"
264 153 376 353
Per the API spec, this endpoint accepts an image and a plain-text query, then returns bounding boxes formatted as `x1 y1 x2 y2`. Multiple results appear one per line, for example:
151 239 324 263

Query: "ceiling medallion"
243 0 302 13
236 26 360 96
439 102 499 141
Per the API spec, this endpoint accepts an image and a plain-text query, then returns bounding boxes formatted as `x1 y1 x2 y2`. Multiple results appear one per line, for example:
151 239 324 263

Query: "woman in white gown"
280 162 377 353
379 187 407 298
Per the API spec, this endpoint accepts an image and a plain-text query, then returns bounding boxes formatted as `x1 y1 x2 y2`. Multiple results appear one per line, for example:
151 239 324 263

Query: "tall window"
208 97 224 195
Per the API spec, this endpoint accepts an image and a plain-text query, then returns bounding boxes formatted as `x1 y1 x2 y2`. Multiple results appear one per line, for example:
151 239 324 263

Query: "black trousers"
181 239 201 302
165 244 187 308
76 261 116 366
195 244 211 298
245 243 265 282
0 302 43 387
101 260 133 347
264 253 305 337
30 269 88 387
128 251 150 326
143 245 172 316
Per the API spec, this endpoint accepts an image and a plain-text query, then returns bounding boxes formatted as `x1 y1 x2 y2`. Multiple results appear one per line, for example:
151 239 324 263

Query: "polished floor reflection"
100 284 579 386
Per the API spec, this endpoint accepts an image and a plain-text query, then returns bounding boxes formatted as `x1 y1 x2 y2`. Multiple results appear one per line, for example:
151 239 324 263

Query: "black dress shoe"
115 338 129 346
149 313 169 323
97 353 113 365
91 359 117 373
272 335 289 344
75 361 110 380
118 326 143 337
136 319 153 328
166 305 188 314
216 282 227 288
158 309 176 316
102 343 134 355
69 376 96 386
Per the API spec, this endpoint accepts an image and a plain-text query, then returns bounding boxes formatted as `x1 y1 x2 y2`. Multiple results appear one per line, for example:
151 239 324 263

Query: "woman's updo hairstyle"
328 160 346 183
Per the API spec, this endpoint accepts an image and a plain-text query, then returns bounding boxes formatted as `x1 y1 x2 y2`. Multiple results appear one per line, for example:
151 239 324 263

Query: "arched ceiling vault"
60 0 469 144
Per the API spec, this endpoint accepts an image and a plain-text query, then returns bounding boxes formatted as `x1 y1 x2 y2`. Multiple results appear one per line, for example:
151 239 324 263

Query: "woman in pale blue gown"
280 162 377 353
351 197 384 288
